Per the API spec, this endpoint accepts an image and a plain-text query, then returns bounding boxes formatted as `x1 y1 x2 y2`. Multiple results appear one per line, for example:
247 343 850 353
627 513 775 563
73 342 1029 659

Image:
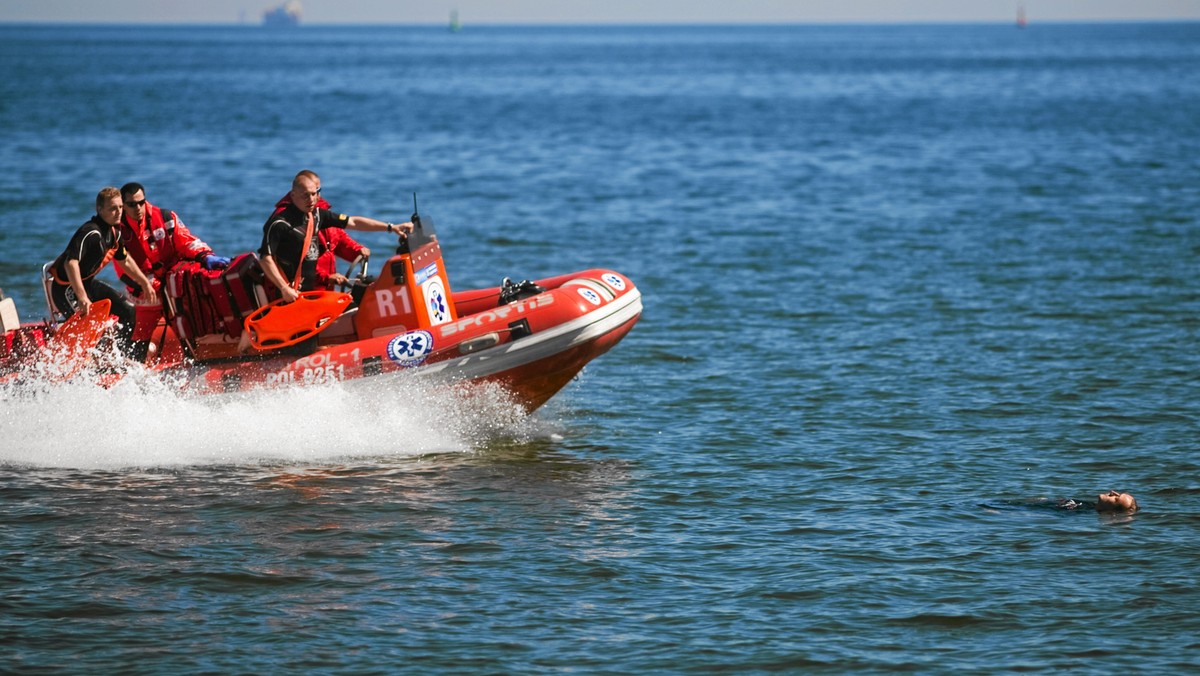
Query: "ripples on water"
2 22 1200 672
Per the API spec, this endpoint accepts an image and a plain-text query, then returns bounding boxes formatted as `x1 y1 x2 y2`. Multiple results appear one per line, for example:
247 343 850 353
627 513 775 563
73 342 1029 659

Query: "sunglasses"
124 199 147 207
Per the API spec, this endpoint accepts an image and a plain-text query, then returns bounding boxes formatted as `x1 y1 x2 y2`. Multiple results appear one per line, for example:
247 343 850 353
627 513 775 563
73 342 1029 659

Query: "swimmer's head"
1096 490 1138 513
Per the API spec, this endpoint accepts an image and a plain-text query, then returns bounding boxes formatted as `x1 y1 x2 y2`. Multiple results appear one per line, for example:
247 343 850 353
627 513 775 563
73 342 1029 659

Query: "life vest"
122 205 173 274
165 253 276 343
121 204 209 278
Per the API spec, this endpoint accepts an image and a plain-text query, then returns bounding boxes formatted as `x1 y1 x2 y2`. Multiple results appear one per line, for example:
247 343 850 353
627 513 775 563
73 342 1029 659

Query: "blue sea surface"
2 22 1200 672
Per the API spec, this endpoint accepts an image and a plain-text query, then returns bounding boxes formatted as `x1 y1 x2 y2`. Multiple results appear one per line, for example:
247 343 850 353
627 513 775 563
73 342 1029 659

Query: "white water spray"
0 357 538 470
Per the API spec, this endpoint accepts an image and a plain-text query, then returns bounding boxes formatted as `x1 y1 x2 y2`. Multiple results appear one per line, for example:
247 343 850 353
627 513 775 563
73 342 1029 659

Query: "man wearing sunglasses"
117 182 229 361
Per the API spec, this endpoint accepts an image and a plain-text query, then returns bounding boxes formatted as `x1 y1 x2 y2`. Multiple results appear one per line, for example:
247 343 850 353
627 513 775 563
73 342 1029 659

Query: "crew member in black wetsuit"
50 186 157 357
258 171 412 304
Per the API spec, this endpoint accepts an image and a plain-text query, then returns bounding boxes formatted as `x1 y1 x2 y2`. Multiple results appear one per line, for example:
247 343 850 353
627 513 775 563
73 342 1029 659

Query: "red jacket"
315 227 366 289
119 203 212 284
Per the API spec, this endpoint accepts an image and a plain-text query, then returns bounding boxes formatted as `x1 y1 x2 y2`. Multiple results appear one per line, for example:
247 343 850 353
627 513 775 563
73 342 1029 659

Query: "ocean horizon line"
1 18 1197 28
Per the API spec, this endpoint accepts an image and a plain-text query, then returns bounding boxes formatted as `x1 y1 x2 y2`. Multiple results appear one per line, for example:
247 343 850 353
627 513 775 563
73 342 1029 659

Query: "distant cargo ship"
263 0 301 27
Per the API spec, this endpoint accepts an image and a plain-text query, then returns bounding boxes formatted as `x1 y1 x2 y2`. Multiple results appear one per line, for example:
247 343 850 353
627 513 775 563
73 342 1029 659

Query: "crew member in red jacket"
313 227 368 290
118 182 229 361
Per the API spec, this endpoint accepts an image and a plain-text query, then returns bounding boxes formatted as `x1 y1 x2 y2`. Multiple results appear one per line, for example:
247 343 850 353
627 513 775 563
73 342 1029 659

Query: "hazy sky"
2 0 1198 25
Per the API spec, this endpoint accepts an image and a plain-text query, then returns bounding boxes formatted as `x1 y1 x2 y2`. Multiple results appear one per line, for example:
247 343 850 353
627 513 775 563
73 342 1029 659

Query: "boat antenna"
412 192 421 230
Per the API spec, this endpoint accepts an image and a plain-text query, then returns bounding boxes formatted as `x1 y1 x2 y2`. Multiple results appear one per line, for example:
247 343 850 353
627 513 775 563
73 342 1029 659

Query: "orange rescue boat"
1 214 642 413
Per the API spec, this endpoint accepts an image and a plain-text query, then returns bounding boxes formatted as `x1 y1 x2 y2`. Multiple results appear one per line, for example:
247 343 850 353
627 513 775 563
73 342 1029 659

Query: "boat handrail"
41 261 67 324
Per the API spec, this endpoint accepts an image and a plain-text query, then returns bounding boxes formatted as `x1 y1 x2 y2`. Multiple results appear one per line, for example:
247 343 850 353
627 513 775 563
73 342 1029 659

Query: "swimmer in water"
1058 490 1138 513
981 490 1139 514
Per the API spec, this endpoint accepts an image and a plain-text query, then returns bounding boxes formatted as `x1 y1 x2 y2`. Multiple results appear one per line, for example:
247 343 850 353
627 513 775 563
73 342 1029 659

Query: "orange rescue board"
50 298 112 378
244 291 352 350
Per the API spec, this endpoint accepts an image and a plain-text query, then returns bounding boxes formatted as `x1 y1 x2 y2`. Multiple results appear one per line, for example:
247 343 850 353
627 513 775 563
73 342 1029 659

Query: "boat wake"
0 357 541 470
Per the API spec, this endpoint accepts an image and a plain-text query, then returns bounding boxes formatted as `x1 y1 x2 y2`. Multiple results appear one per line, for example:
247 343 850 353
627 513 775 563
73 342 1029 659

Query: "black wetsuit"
51 216 137 355
257 205 351 355
1055 499 1096 511
979 498 1097 512
258 205 350 292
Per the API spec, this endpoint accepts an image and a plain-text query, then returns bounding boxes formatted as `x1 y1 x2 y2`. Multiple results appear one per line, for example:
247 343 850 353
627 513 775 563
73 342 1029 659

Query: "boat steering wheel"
338 253 370 293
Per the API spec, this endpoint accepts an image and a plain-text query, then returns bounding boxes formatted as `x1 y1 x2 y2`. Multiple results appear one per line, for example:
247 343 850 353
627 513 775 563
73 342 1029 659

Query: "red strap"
293 211 314 291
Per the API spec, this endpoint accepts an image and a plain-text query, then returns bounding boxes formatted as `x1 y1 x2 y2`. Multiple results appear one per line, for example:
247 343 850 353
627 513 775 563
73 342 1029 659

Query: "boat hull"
169 269 642 410
3 234 640 412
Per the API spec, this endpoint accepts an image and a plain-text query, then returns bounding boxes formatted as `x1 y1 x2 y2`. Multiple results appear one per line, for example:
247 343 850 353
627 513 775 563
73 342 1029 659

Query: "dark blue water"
3 23 1200 672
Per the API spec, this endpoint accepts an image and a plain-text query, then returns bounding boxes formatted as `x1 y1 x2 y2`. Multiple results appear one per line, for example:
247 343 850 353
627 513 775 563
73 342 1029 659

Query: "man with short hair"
119 182 226 282
258 171 412 303
272 170 366 290
1060 490 1139 512
50 187 157 358
117 182 228 361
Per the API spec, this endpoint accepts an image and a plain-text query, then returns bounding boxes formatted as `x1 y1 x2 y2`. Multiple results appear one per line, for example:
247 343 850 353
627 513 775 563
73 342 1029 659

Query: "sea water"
1 22 1199 672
